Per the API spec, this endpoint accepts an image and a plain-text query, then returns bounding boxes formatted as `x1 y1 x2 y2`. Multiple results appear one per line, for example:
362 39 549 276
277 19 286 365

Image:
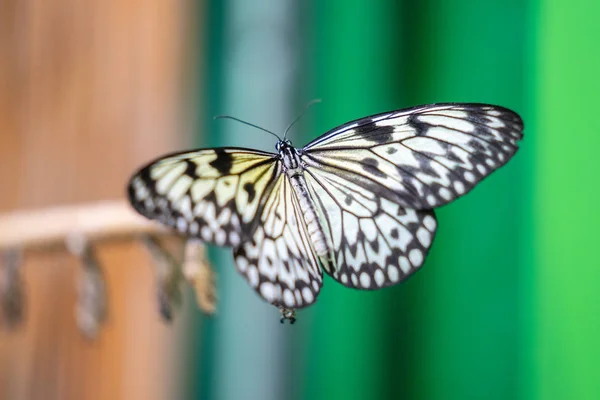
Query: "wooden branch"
0 200 218 318
0 200 170 250
183 240 216 314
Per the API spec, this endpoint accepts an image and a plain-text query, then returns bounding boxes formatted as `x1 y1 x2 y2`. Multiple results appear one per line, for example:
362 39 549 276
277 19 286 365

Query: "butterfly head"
277 139 304 175
275 139 292 152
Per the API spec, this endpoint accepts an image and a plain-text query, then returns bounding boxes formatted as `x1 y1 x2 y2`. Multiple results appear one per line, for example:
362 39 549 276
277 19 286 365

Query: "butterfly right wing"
128 148 279 247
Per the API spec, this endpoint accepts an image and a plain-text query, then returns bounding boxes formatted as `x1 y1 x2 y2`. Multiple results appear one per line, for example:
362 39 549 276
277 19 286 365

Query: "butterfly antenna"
214 115 282 141
283 99 322 141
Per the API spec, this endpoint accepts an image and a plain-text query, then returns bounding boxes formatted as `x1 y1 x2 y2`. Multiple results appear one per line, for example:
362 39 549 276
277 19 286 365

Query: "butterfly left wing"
128 148 279 247
233 173 323 308
302 103 523 210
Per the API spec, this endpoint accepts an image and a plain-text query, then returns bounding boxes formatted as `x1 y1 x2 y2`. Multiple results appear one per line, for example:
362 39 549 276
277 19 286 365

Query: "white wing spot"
312 280 319 292
236 256 248 272
144 198 154 210
486 116 505 128
190 221 199 235
201 226 212 241
178 195 193 220
229 231 240 247
439 187 452 201
283 289 295 307
359 272 371 288
476 164 487 174
454 181 466 194
417 227 432 247
399 256 411 274
341 273 348 284
464 171 476 183
176 217 187 232
374 269 385 286
134 181 149 200
302 287 314 303
351 274 358 286
427 194 437 207
409 249 424 266
260 282 276 302
423 215 436 231
388 265 400 282
247 266 259 287
215 230 226 246
498 153 506 162
295 289 302 304
486 158 497 167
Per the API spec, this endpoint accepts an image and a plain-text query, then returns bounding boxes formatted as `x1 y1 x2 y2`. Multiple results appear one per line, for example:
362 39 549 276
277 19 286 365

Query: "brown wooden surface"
0 1 200 399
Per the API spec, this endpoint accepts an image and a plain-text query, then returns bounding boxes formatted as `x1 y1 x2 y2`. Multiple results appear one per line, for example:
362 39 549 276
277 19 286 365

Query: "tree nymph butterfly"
128 103 523 319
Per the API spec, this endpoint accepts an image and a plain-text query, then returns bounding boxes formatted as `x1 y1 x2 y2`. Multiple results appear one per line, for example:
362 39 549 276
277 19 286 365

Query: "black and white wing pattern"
128 148 279 247
128 147 323 308
302 103 523 210
304 169 437 289
128 102 524 308
233 174 324 308
301 103 522 288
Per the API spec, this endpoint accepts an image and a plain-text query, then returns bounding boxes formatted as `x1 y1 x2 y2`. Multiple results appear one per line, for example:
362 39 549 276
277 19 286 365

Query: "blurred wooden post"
0 1 201 399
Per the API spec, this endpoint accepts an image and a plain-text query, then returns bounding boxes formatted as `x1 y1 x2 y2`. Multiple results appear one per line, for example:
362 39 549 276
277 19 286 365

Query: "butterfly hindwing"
305 169 437 289
128 148 279 247
302 103 523 210
233 173 323 308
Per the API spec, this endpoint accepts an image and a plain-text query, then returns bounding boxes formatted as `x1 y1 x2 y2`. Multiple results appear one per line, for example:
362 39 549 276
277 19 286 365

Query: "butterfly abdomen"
279 142 333 274
288 174 330 257
279 141 331 257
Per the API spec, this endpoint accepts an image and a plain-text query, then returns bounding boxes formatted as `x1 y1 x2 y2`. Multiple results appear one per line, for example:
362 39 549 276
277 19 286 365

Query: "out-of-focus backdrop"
1 0 599 399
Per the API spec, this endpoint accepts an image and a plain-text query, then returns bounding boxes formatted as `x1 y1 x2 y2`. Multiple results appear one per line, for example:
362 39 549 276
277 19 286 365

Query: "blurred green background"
191 1 600 400
2 0 598 399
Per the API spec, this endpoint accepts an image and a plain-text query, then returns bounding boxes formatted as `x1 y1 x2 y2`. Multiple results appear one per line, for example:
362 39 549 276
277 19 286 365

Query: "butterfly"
128 103 523 316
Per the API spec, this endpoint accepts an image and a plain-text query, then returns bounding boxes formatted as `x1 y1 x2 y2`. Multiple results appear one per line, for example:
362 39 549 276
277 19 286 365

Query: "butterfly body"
128 103 524 310
277 140 332 260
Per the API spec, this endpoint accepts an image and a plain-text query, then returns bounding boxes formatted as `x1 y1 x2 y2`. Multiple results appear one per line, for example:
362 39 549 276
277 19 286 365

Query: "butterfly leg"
279 307 296 324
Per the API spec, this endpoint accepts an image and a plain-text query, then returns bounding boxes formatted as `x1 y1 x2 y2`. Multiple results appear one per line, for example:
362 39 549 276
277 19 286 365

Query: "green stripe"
405 1 527 399
304 2 404 400
188 1 600 399
532 0 600 398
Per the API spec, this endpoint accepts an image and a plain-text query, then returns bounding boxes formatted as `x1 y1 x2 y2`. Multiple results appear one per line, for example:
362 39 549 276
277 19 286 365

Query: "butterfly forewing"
303 103 523 210
233 173 323 308
128 148 279 247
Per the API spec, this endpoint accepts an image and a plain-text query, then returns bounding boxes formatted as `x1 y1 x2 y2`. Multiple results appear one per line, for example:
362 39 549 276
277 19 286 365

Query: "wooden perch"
183 240 217 315
0 200 170 251
0 200 217 329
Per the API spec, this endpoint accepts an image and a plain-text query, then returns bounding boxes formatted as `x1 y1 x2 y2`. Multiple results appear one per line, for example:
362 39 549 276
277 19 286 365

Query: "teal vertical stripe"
212 2 299 399
532 0 600 399
195 2 301 400
194 2 225 399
